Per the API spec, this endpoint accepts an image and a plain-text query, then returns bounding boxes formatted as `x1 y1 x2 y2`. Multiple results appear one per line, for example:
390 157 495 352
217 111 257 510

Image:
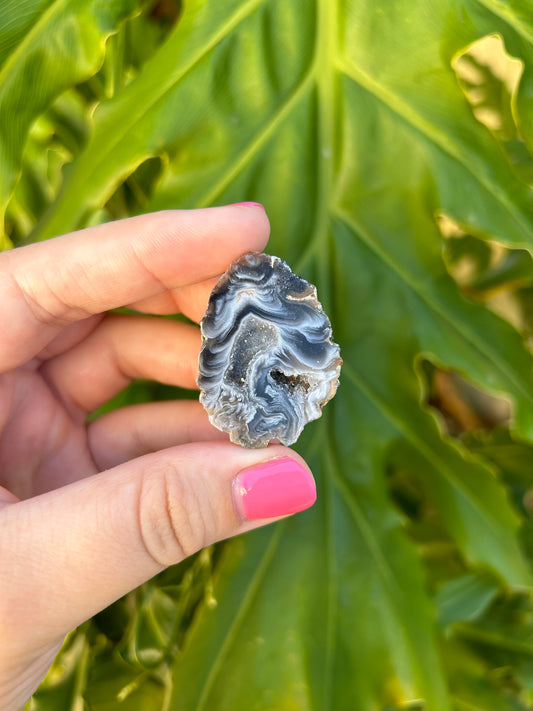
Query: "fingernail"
232 201 265 209
234 457 316 521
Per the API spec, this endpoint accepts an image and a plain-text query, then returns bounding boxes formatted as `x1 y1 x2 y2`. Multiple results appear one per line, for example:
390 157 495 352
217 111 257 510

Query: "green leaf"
0 0 140 236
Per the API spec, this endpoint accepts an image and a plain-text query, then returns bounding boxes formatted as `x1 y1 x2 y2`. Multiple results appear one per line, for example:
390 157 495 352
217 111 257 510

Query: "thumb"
0 442 315 652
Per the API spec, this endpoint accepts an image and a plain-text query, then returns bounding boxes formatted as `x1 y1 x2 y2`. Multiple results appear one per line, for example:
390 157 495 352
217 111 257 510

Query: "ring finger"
88 399 228 471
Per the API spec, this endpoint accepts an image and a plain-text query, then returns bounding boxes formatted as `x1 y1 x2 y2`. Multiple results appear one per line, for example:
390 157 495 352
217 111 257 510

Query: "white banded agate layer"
198 252 342 448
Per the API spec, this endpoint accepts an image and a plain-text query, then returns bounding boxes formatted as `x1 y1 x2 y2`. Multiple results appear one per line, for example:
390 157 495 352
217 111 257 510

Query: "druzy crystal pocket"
198 252 342 448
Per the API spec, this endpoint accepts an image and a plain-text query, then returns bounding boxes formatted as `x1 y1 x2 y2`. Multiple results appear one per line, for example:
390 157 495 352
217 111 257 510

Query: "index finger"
0 205 270 371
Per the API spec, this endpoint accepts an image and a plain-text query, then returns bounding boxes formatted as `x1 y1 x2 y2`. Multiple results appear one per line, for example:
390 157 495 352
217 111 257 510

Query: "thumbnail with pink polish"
235 457 316 521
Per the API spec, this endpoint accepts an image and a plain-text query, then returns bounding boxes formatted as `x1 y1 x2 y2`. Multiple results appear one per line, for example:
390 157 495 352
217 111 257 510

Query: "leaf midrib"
325 436 450 708
192 3 338 703
192 524 284 711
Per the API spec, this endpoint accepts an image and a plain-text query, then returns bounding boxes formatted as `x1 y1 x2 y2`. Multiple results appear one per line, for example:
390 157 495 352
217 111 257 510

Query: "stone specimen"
198 252 342 448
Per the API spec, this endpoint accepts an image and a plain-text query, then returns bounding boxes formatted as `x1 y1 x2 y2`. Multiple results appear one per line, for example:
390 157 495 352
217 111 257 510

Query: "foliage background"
2 0 533 708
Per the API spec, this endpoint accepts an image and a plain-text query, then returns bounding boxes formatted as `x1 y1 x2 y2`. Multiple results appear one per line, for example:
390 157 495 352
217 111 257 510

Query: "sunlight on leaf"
453 34 523 137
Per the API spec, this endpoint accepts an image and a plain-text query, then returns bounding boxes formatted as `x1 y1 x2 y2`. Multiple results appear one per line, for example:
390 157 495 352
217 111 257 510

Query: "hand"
0 206 316 711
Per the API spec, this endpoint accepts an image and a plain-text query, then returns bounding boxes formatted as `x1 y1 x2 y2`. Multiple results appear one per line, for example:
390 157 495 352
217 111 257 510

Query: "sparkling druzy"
198 252 342 448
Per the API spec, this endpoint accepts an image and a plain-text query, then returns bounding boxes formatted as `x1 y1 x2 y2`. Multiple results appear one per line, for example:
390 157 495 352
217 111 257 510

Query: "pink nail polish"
232 201 265 209
234 457 316 520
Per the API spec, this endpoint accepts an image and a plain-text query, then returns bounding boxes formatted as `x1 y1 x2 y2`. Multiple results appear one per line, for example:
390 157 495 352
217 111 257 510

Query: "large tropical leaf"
4 0 533 709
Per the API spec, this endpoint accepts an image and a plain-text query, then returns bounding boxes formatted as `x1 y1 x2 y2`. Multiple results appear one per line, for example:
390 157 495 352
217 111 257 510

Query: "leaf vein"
337 58 533 245
197 71 314 207
194 525 284 711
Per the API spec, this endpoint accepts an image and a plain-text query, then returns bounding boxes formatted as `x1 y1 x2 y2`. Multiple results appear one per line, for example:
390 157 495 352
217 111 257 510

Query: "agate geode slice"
198 252 342 448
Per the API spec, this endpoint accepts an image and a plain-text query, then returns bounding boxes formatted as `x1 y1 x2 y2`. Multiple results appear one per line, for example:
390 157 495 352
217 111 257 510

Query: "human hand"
0 206 316 711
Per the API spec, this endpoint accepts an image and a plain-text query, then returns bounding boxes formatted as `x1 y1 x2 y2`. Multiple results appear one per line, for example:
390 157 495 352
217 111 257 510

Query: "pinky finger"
88 400 228 471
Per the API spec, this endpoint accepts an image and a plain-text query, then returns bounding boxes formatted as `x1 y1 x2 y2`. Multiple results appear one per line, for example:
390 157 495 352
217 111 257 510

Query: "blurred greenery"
2 0 533 708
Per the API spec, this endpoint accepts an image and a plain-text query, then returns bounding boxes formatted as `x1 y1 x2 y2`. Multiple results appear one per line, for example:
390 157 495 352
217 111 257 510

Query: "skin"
0 206 313 710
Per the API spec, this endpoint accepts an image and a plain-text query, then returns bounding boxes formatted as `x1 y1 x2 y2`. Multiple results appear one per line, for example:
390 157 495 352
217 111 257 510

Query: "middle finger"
40 313 201 418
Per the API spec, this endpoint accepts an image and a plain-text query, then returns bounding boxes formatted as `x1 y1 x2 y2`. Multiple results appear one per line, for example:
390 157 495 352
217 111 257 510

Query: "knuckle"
12 271 86 328
137 460 210 567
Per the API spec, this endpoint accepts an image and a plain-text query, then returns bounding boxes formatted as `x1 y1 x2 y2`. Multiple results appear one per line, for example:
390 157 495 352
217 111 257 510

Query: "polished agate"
198 252 341 448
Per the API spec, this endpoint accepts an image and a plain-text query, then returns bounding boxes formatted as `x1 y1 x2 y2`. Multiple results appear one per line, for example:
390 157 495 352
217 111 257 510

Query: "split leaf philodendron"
3 1 533 709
